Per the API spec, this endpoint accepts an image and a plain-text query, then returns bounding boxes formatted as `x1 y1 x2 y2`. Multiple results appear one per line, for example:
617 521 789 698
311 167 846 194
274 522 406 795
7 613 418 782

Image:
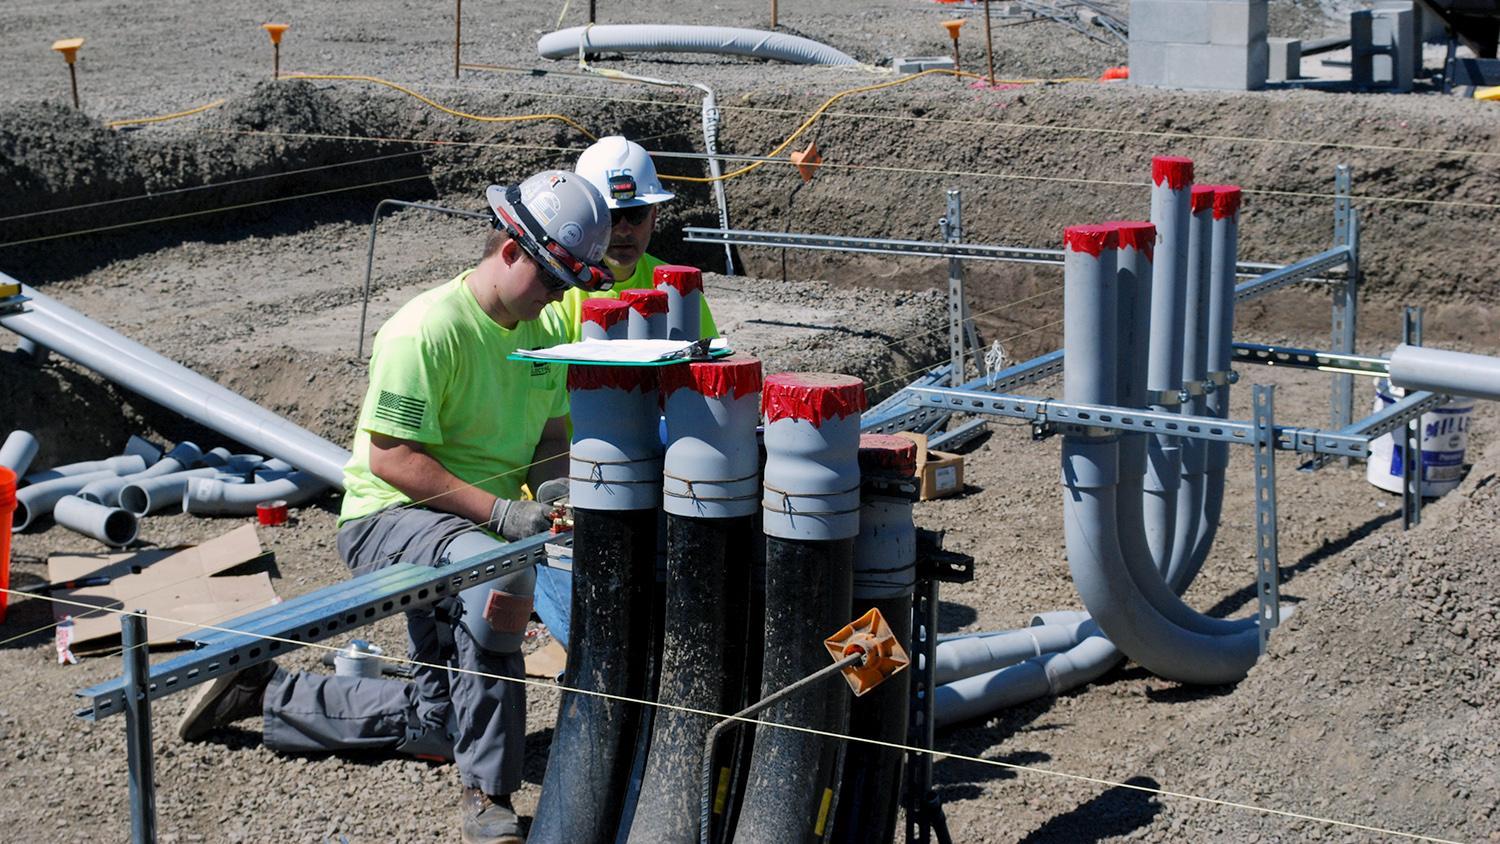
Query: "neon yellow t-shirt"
339 269 571 524
550 252 720 343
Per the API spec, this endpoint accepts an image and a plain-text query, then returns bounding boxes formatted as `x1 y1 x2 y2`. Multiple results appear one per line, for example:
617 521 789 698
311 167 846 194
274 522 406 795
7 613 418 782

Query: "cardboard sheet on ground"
508 337 730 366
47 524 280 652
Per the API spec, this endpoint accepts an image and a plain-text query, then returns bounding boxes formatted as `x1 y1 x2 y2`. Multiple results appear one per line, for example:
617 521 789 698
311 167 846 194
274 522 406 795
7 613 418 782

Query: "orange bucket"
0 467 15 624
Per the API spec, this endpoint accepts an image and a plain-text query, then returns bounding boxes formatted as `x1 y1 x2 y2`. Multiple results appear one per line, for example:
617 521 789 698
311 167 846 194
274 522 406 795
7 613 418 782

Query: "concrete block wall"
1129 0 1270 90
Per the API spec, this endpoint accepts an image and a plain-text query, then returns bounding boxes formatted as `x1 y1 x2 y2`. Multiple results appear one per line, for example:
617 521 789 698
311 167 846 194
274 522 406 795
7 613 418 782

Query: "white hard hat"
486 170 614 291
574 136 675 209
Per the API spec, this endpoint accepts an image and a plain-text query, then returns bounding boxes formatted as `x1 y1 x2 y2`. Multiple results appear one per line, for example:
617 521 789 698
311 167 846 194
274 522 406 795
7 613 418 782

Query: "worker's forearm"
376 449 496 525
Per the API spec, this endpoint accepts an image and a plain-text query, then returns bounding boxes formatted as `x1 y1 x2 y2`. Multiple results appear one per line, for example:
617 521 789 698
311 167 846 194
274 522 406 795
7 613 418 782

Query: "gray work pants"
261 506 532 796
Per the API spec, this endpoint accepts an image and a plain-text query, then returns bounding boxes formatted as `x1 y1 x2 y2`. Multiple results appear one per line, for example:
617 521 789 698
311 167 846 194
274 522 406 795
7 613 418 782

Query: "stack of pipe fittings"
2 430 330 548
530 263 915 844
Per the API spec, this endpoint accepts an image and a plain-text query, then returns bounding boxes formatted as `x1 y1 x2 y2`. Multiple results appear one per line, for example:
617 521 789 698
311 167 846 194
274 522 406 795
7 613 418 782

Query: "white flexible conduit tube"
183 471 328 516
1061 225 1260 686
0 276 351 487
538 25 861 65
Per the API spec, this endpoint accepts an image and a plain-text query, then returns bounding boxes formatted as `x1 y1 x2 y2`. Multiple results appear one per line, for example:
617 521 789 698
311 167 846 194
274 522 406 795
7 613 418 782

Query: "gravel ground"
2 0 1499 841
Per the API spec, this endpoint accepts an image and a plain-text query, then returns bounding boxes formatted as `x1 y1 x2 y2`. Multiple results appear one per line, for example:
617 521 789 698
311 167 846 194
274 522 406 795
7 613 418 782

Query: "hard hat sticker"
532 191 561 225
558 221 584 247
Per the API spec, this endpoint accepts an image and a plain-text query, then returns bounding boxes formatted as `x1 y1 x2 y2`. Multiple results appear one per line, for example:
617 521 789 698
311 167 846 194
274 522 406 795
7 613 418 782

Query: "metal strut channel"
860 351 1063 436
1338 388 1446 443
76 531 563 720
1233 245 1352 303
1251 385 1282 655
1231 342 1390 377
905 385 1377 456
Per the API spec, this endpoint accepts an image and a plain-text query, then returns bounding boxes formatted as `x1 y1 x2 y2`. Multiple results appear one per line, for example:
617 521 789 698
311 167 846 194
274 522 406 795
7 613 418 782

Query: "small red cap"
660 356 763 400
762 372 867 426
620 288 668 317
581 298 630 328
654 265 703 295
256 499 289 527
1063 224 1118 258
1190 185 1216 215
567 363 660 394
858 434 918 478
0 467 15 513
1106 221 1156 262
1202 184 1243 220
1151 156 1194 191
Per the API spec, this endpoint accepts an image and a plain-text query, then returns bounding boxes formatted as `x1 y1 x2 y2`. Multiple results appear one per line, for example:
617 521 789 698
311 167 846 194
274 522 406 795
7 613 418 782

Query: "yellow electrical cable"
281 73 598 140
105 98 227 129
12 586 1465 844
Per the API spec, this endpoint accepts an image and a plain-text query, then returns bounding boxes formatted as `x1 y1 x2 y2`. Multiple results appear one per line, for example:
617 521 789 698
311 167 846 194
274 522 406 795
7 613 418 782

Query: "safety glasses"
610 205 652 227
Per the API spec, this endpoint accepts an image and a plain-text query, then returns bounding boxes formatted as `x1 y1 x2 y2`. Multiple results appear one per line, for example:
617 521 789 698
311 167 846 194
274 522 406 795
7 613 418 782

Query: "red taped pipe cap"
567 363 660 393
762 372 867 425
1200 184 1243 219
0 467 14 512
620 288 668 317
660 355 763 400
1151 156 1194 190
1063 224 1118 258
581 298 631 328
858 434 918 478
1105 221 1156 262
1190 185 1216 215
654 264 703 295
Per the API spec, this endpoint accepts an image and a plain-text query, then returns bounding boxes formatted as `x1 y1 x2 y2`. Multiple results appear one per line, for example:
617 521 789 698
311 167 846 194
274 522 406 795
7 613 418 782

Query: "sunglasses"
610 205 652 227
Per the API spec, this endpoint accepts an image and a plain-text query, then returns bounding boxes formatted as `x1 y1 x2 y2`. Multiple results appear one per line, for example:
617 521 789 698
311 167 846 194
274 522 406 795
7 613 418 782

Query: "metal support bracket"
1251 385 1282 655
1330 166 1360 439
1401 307 1425 529
122 611 158 844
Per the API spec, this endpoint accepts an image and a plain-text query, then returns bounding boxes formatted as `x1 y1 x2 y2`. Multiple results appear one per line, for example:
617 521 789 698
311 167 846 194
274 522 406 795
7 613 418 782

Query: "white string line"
10 587 1463 844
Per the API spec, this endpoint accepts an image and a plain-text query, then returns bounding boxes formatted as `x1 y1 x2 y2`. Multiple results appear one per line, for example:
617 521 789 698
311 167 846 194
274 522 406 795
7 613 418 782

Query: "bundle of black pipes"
531 364 662 843
628 356 764 844
735 373 867 842
832 434 920 844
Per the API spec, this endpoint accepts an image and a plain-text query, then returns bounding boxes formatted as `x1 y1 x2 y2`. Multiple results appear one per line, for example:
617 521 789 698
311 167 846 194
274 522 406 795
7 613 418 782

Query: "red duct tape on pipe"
1190 185 1216 215
1151 156 1194 190
619 288 668 316
659 355 763 400
1202 185 1243 220
581 298 630 328
858 434 919 478
762 372 867 425
567 364 660 393
1063 224 1118 258
1106 221 1156 262
653 264 703 295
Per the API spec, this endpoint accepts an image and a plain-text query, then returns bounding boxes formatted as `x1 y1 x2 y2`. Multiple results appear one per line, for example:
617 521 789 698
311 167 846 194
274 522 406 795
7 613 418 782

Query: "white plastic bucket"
1366 379 1474 497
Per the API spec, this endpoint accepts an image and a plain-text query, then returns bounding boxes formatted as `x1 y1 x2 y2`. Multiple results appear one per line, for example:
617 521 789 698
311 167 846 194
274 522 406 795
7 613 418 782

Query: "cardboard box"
892 432 966 501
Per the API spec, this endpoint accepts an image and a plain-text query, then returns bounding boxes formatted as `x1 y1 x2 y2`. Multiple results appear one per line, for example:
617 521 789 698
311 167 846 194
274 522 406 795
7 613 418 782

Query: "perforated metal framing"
1252 385 1282 655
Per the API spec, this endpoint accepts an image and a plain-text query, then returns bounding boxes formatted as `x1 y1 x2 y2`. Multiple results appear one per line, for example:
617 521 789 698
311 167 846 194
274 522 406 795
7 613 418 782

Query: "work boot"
176 660 278 742
459 787 524 844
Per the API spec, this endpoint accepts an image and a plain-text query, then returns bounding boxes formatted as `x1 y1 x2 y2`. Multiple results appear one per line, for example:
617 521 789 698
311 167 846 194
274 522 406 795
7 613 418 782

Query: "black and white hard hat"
486 170 613 292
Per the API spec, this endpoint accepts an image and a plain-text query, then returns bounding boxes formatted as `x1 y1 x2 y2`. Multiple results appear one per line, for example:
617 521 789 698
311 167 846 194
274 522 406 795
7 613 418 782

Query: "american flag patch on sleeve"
374 390 427 429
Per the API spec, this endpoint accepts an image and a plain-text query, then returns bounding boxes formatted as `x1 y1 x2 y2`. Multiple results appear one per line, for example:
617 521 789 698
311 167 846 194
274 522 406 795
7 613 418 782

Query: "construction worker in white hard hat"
177 170 613 844
550 135 719 341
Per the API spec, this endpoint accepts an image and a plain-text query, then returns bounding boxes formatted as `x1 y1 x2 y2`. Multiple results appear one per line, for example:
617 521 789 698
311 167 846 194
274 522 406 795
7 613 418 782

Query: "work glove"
534 477 570 505
490 498 554 541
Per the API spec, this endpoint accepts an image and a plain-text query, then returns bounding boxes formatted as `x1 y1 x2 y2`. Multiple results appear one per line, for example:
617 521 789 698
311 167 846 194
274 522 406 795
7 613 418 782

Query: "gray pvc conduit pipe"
123 435 163 465
53 496 139 547
538 25 861 65
1164 189 1215 589
1 431 40 477
13 470 117 531
119 468 225 516
934 620 1090 686
1030 609 1091 627
934 624 1117 728
0 278 350 487
24 454 146 485
183 472 328 516
1389 344 1500 402
1061 226 1260 685
78 442 206 506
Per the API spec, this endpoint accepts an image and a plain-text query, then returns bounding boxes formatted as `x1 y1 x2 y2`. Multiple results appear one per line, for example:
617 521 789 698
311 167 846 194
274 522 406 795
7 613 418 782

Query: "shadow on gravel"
937 600 978 633
1018 775 1162 843
1203 509 1400 620
523 726 555 785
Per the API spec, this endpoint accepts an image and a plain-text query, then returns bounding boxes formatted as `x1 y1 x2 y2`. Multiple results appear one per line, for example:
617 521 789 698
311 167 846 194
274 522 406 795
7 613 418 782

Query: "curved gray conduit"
538 24 860 65
183 471 328 516
78 442 205 506
54 495 139 547
0 277 350 487
119 468 227 516
14 470 118 531
934 621 1090 686
24 454 146 485
1 431 40 477
935 625 1117 728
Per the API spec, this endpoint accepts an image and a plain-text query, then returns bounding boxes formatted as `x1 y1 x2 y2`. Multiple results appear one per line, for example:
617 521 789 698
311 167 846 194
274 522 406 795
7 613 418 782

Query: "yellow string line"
10 588 1462 844
104 98 227 129
280 74 598 141
396 70 1500 161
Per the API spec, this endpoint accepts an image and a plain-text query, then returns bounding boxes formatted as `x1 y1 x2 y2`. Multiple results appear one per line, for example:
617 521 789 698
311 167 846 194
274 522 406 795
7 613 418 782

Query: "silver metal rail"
1231 342 1389 377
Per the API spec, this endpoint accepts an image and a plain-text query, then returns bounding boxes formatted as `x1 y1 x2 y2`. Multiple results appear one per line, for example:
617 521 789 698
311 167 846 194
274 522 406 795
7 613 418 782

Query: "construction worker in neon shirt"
550 135 719 341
